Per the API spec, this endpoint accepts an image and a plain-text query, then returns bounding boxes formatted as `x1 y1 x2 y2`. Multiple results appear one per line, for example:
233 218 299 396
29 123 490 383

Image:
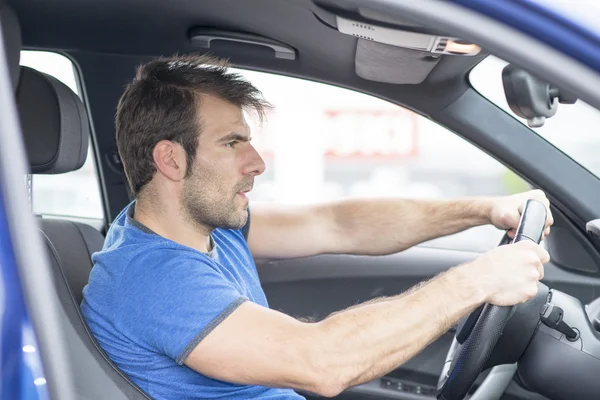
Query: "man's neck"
133 200 213 253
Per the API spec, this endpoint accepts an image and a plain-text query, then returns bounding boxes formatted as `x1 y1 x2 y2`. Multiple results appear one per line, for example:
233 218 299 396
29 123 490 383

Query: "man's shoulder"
123 242 209 275
95 226 207 283
99 244 216 310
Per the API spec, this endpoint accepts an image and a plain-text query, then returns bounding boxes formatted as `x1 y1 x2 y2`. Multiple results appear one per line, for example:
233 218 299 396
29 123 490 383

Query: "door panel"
258 246 475 400
258 246 478 321
258 245 600 400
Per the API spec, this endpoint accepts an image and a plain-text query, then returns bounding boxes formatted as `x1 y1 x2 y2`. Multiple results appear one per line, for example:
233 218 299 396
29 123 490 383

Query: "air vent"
351 33 374 41
347 21 376 41
351 22 375 31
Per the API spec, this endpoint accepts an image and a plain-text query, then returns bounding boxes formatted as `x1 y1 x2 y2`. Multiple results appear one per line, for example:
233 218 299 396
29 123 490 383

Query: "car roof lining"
10 0 483 99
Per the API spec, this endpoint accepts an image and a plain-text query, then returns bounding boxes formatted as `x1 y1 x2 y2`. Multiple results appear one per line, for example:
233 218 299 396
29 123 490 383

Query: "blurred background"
21 51 600 252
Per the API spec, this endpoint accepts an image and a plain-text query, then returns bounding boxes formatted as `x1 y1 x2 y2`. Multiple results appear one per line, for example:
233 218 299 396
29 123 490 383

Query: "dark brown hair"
115 54 270 196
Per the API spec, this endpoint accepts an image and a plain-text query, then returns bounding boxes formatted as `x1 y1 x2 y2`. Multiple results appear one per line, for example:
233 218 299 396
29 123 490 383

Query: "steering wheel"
436 199 548 400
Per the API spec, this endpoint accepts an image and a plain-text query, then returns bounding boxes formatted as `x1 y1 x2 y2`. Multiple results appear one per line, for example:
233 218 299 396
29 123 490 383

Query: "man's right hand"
465 240 550 306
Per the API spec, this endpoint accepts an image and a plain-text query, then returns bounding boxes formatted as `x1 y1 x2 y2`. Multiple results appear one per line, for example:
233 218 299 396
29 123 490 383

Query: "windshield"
469 55 600 179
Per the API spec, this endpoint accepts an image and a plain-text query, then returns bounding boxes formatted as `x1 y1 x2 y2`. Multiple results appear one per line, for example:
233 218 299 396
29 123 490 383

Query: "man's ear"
152 140 187 182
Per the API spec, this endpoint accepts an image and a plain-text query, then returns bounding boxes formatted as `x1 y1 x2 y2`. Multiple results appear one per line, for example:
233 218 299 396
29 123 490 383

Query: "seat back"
39 218 104 304
18 65 150 400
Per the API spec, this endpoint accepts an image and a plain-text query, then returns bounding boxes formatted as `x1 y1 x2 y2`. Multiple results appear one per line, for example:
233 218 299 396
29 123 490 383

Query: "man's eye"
225 141 237 148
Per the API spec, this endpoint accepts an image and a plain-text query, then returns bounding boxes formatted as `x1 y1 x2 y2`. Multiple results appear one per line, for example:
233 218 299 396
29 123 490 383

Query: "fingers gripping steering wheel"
436 199 548 400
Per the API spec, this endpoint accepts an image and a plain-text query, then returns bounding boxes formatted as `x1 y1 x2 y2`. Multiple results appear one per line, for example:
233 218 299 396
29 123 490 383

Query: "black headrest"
17 66 89 174
0 2 21 91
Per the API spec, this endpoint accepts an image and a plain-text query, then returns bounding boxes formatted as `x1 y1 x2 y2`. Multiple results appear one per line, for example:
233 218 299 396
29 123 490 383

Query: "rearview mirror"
502 64 577 128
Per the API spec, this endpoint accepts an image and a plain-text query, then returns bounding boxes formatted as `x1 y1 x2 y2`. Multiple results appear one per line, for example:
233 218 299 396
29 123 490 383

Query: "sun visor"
331 14 479 84
336 15 481 57
355 39 441 84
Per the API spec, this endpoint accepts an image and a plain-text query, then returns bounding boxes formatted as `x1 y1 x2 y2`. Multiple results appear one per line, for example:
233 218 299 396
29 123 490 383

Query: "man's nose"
243 144 266 176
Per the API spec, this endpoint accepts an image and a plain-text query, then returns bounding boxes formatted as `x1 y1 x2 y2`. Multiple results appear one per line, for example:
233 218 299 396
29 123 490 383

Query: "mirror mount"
502 64 577 128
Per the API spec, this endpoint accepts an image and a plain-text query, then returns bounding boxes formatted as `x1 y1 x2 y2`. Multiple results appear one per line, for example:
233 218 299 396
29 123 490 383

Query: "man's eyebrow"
218 132 251 143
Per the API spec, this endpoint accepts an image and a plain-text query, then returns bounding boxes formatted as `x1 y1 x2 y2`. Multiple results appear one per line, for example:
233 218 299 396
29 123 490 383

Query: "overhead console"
312 1 483 84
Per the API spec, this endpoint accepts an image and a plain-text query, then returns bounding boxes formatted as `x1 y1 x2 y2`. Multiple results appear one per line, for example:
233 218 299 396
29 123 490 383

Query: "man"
81 54 552 400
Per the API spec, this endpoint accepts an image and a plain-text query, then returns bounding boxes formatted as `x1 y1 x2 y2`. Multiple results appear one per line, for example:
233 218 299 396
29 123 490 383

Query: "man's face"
181 95 265 231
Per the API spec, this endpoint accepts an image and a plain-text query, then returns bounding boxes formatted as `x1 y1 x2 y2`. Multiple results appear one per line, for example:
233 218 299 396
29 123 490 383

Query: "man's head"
116 54 270 231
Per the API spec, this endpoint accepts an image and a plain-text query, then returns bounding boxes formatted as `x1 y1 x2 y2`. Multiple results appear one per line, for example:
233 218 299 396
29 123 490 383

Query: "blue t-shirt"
81 203 304 400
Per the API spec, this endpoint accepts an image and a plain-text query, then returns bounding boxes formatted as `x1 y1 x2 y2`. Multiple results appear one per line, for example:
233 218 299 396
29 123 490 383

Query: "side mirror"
502 64 577 128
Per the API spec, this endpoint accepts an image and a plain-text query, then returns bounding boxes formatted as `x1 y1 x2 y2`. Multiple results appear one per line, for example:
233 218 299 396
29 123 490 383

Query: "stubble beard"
181 168 249 232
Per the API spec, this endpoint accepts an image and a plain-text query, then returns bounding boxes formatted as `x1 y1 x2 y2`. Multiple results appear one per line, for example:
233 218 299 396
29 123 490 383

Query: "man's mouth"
236 185 253 198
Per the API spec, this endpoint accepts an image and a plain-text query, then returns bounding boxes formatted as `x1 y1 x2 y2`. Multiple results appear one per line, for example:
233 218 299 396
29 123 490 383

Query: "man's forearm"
332 197 492 255
308 264 484 395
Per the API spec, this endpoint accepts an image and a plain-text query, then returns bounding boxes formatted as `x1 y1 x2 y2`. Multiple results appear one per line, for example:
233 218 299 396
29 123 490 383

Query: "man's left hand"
488 189 554 239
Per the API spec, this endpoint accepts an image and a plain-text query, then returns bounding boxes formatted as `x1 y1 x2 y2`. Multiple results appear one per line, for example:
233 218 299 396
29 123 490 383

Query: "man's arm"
186 263 482 396
247 197 490 259
184 241 548 396
247 190 552 259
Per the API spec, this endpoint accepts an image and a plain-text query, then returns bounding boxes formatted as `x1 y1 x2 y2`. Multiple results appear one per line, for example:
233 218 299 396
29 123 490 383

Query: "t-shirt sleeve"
115 250 248 365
